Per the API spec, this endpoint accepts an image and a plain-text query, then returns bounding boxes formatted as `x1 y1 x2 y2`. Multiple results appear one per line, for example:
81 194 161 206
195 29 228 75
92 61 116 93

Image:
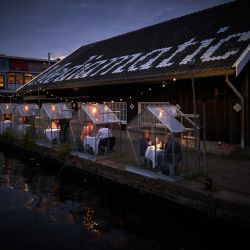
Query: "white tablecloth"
45 128 60 142
83 136 100 155
0 121 11 132
17 124 31 133
145 146 164 168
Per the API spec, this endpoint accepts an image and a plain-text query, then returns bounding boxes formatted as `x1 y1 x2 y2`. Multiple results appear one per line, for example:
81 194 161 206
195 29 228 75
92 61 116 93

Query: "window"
105 102 127 124
0 74 5 89
16 73 24 84
8 73 15 84
24 73 32 83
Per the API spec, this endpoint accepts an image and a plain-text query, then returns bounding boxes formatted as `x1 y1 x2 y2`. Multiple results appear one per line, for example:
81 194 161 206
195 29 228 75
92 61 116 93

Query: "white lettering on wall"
63 65 84 80
157 38 197 68
139 48 172 70
43 63 71 83
112 53 142 73
90 57 121 76
26 29 250 87
238 31 250 41
200 32 248 61
180 39 214 65
128 48 171 71
66 55 99 80
31 65 60 85
73 59 108 79
217 26 230 33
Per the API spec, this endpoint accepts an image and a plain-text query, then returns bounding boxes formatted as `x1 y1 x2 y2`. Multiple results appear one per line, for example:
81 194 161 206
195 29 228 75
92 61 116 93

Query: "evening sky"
0 0 231 59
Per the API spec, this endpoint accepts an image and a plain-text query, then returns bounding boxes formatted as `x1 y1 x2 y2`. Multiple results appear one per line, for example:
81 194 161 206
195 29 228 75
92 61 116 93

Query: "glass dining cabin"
125 105 200 181
69 103 121 159
0 103 16 134
35 103 73 147
11 103 39 137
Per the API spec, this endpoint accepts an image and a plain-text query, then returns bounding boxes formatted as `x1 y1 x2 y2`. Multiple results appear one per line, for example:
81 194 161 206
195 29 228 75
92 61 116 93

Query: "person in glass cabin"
80 123 93 141
140 131 151 157
164 132 181 162
158 132 181 175
96 125 112 139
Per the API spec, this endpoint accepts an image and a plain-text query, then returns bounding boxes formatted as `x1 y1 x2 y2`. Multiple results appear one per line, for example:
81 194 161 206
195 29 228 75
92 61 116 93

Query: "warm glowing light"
6 105 9 109
173 78 176 81
159 111 162 117
51 121 58 129
52 105 56 111
24 105 29 111
92 107 97 114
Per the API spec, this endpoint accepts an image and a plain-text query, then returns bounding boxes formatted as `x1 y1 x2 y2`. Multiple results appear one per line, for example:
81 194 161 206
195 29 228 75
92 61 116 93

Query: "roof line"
233 43 250 77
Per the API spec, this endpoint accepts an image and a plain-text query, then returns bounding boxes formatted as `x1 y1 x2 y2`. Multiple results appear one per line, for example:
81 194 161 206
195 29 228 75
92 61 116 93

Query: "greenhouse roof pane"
15 104 39 116
81 104 120 124
42 103 72 120
147 106 188 133
0 103 16 114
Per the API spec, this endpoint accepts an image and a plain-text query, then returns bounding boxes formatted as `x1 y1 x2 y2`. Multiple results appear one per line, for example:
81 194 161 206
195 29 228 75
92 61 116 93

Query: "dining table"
83 136 100 155
44 128 60 142
145 145 164 168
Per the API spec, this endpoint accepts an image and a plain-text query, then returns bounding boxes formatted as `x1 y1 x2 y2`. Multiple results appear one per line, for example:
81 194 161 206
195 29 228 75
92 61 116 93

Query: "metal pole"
202 103 207 173
192 77 199 172
192 77 197 128
225 75 245 148
48 53 51 68
38 86 40 108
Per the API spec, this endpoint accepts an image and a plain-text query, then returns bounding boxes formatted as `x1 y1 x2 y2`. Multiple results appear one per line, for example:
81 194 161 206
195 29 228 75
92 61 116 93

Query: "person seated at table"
80 124 93 141
158 132 181 175
140 131 152 166
96 125 112 139
97 125 114 154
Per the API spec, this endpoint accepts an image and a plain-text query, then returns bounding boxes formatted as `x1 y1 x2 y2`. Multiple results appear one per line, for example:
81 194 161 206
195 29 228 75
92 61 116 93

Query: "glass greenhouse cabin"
11 103 39 137
69 103 121 159
125 105 200 181
35 103 73 147
0 103 16 134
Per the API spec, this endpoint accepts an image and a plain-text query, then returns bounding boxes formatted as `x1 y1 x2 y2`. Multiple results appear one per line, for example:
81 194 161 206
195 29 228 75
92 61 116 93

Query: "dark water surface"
0 147 248 250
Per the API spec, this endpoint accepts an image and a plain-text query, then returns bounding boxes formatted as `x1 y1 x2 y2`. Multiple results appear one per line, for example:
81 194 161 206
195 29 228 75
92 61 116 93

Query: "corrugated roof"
18 1 250 92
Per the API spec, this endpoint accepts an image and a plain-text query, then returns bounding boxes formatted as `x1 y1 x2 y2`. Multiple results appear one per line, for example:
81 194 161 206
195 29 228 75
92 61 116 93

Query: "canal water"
0 147 248 250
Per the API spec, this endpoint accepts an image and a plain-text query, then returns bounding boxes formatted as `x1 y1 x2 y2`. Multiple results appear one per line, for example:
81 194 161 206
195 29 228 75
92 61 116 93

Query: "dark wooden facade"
17 1 250 146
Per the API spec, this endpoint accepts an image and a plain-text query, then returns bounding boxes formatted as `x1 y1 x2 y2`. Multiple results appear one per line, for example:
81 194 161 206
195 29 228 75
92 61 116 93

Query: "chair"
165 153 181 177
98 136 116 155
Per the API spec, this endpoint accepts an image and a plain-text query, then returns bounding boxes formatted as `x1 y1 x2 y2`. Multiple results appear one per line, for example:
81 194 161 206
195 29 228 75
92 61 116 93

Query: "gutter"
225 75 245 149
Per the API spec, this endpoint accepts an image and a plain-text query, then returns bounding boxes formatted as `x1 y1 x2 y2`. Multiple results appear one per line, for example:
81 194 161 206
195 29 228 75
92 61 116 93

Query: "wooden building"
17 1 250 147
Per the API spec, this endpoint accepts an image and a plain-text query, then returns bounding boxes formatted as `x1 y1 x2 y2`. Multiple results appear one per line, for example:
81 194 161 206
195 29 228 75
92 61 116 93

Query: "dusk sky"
1 0 231 60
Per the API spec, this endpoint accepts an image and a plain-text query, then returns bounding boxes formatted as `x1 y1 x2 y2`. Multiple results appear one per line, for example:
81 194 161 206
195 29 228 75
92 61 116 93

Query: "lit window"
24 73 32 84
8 73 15 84
0 74 4 89
16 74 24 84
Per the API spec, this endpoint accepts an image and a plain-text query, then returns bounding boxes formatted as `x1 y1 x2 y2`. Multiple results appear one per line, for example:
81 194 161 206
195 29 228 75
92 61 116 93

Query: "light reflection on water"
0 148 248 250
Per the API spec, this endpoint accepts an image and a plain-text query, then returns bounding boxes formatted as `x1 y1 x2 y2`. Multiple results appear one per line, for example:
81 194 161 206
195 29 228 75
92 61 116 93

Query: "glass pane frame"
35 103 73 147
11 104 38 137
126 104 200 181
69 103 121 160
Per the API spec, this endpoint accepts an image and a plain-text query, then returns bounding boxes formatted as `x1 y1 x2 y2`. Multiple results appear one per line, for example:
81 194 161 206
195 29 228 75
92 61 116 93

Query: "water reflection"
0 148 249 250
